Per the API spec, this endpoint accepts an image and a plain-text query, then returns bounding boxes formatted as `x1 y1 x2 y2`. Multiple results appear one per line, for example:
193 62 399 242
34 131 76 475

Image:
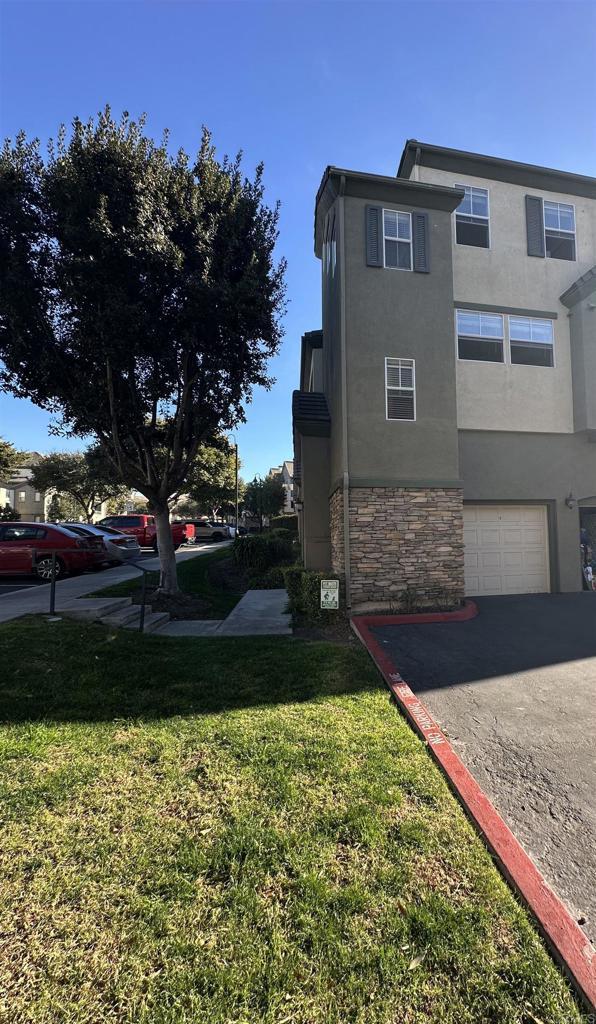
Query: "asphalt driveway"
373 593 596 944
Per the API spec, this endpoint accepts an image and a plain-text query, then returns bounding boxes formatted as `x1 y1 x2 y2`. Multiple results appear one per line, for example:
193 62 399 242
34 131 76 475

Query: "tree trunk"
153 502 180 595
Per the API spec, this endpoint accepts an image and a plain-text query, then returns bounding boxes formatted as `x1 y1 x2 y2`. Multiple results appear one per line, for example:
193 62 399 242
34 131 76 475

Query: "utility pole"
234 443 239 535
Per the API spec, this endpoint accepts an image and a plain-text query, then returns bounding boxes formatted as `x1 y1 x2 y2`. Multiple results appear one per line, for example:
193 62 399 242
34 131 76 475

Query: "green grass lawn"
91 546 242 618
0 617 582 1024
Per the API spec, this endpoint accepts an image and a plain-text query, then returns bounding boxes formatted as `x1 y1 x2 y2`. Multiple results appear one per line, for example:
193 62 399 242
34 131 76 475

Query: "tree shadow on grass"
0 617 380 724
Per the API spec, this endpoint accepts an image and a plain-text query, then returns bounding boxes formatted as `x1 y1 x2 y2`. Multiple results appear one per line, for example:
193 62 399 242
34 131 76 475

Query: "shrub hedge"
269 514 298 533
282 566 341 623
232 531 294 572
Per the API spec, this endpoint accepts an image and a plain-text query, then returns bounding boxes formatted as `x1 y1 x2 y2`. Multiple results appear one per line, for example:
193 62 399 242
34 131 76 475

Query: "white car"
189 520 232 543
60 522 142 564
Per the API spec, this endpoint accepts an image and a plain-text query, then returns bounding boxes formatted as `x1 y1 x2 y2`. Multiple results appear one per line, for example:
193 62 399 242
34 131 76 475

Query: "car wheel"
152 540 159 553
35 555 66 581
212 532 223 542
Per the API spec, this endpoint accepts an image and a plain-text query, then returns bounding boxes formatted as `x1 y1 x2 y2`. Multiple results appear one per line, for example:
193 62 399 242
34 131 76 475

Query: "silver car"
60 522 142 564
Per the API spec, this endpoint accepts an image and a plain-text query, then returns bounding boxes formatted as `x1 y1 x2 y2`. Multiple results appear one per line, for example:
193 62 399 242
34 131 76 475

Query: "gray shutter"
526 195 545 257
365 205 383 267
412 211 430 273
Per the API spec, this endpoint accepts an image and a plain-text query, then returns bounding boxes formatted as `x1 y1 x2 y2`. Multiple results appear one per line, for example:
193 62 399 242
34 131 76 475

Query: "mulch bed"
293 614 356 645
206 555 248 595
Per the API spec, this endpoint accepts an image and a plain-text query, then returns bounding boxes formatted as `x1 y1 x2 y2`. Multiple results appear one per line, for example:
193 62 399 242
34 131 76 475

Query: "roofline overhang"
398 139 596 199
314 166 464 257
560 265 596 308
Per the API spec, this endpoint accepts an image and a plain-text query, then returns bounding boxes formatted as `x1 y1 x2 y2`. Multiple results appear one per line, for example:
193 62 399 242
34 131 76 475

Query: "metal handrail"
40 548 153 633
127 560 153 633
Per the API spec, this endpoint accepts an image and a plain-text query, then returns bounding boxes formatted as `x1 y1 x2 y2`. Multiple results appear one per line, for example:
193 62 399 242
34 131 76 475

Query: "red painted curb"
351 614 596 1013
353 599 478 628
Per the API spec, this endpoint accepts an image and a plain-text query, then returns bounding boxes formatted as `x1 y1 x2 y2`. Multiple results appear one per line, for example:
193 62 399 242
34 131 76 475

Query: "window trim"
382 209 413 272
385 357 416 422
454 183 491 249
456 309 504 364
543 200 576 262
508 314 555 368
455 309 555 368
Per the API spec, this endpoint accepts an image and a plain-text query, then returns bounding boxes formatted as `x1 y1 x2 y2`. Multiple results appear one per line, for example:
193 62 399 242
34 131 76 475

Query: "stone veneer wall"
329 488 344 574
348 486 464 611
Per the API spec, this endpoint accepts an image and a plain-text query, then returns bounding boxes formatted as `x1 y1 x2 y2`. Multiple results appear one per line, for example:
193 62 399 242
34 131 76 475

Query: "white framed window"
509 316 554 367
34 491 41 502
383 210 412 270
456 310 504 362
18 491 26 502
544 201 575 261
455 185 490 248
385 358 416 421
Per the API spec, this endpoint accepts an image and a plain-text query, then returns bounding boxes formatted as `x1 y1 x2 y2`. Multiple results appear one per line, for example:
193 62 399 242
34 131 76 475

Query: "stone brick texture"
348 486 464 611
329 488 344 575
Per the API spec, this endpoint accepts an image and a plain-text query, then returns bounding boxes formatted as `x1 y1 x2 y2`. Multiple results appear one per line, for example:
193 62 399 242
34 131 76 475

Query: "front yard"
0 617 582 1023
91 546 246 619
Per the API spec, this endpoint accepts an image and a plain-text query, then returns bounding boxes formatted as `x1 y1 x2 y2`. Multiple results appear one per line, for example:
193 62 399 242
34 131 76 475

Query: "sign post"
320 578 339 610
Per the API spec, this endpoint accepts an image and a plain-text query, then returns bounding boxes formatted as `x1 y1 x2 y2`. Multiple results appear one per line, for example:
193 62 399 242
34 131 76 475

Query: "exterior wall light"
565 493 577 509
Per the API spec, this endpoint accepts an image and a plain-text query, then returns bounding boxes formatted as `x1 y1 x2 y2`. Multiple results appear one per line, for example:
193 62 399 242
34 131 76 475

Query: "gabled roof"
398 140 596 199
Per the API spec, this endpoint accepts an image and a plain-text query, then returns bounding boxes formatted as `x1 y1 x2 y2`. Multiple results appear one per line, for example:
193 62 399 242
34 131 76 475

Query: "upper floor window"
383 210 412 270
456 311 503 362
18 491 26 502
509 317 554 367
455 185 490 248
544 201 575 261
34 491 41 502
385 357 416 420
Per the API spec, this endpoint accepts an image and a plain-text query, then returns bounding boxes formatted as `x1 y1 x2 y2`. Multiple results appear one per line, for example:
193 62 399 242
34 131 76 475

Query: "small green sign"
320 579 339 610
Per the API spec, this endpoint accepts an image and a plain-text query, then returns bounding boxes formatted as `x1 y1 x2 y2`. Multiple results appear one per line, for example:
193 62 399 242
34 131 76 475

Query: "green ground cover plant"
0 617 582 1024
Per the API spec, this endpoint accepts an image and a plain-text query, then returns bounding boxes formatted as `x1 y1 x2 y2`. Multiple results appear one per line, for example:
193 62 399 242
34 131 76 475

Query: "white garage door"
464 505 550 596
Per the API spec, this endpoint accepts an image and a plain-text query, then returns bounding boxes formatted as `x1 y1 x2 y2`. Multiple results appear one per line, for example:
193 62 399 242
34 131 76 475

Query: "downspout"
338 174 352 610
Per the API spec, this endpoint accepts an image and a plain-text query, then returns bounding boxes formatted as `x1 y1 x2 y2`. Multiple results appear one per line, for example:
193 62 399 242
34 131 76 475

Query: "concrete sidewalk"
0 544 228 624
158 589 292 638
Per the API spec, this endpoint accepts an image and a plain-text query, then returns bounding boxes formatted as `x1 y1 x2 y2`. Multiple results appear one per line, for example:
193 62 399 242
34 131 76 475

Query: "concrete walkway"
0 544 228 624
158 589 292 637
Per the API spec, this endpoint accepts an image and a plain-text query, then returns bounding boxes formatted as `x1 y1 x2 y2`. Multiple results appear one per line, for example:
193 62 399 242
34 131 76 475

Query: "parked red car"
98 514 189 550
0 522 101 580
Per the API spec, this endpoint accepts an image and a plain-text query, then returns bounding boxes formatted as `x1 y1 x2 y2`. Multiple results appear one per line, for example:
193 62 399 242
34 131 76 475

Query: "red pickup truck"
99 514 189 551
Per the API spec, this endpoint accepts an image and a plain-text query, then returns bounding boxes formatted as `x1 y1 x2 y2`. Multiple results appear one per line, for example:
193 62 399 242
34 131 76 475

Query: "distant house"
1 453 47 521
268 461 294 513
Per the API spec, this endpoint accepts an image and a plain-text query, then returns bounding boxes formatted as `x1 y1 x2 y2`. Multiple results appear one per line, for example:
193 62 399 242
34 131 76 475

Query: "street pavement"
373 593 596 945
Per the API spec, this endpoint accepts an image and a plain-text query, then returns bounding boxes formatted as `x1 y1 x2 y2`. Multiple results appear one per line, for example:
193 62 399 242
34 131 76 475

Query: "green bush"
282 566 342 624
248 565 287 589
270 514 298 533
282 565 305 610
232 531 293 572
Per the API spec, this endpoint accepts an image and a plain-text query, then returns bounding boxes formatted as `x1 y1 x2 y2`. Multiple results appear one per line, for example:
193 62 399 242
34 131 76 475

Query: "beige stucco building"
293 141 596 611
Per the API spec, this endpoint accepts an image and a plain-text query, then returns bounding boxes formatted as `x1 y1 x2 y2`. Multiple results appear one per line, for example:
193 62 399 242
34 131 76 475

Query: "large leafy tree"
0 438 23 482
184 440 243 521
30 450 126 522
244 475 285 531
0 109 285 592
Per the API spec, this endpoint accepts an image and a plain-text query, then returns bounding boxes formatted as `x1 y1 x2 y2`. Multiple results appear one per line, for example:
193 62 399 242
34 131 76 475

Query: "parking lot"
373 593 596 945
0 548 160 596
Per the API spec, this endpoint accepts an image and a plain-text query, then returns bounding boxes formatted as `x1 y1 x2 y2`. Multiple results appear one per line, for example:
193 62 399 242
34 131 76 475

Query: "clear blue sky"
1 0 594 479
